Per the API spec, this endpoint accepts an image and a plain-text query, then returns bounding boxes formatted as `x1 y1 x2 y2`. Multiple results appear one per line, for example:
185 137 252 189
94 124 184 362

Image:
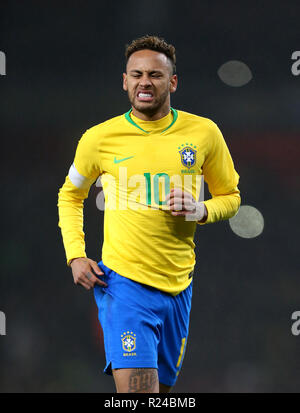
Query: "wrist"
185 202 207 222
198 203 208 223
69 257 85 266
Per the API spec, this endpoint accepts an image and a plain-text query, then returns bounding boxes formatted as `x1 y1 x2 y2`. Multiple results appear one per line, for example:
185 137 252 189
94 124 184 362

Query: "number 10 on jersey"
144 172 170 206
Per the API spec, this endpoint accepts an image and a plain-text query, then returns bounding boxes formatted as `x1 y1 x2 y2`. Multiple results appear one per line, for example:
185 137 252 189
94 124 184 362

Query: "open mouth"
137 91 154 102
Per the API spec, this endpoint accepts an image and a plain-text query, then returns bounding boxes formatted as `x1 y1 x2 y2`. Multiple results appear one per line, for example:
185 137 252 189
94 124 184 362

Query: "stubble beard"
128 88 170 117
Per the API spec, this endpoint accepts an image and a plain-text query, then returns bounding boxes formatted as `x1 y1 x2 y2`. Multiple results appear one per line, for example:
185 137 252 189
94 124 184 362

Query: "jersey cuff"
67 253 87 266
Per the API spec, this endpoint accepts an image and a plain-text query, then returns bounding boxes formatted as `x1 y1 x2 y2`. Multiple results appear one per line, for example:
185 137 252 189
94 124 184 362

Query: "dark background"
0 0 299 393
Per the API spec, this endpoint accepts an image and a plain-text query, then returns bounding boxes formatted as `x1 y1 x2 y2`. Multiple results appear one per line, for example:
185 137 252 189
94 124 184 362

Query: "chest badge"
179 143 197 169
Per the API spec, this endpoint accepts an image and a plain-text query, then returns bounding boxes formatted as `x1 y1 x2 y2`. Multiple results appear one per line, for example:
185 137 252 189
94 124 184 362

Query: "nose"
139 74 152 88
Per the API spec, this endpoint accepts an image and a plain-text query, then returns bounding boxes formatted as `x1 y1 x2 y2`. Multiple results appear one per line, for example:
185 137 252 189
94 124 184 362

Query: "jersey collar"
124 108 178 134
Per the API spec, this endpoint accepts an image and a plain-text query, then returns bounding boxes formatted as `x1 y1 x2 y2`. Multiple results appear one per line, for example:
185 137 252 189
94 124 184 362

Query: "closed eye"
129 71 163 78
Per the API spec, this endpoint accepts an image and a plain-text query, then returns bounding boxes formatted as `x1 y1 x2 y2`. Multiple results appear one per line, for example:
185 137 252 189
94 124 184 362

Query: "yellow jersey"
58 109 241 295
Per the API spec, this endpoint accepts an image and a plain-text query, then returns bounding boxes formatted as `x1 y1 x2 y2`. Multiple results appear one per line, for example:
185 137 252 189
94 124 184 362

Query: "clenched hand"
166 188 208 222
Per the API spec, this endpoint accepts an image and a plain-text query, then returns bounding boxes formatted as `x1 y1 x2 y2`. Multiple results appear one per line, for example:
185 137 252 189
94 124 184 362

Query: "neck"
131 101 171 121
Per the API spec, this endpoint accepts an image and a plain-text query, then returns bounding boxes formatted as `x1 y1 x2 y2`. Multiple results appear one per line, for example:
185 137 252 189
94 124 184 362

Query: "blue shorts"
93 261 193 387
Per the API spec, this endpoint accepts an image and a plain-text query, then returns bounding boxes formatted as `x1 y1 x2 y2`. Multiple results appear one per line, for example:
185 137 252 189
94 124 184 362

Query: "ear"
169 74 178 94
123 73 128 91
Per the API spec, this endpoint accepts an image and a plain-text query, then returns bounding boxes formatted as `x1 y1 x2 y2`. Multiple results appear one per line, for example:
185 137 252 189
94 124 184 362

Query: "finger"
85 271 94 282
76 271 95 288
182 192 193 203
87 268 108 288
89 261 104 276
180 193 195 210
171 188 184 197
94 277 108 287
175 189 194 203
89 263 108 287
166 188 183 201
172 202 184 211
167 196 184 207
81 282 92 291
183 198 196 211
169 198 187 210
79 273 94 289
76 277 92 290
171 211 187 217
83 272 105 288
169 196 193 204
167 192 192 204
165 194 176 205
88 272 108 287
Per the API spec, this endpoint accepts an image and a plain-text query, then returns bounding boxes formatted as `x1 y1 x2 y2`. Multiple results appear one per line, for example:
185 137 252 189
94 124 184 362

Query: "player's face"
123 49 177 119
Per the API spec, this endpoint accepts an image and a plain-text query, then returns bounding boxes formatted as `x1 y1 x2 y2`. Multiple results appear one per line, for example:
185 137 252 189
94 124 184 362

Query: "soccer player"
57 35 241 393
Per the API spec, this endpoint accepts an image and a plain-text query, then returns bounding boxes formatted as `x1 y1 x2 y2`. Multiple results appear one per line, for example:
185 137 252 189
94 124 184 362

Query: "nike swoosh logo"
114 156 134 164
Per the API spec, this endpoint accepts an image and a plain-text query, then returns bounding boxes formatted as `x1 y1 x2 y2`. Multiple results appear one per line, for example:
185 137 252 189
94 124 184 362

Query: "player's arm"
57 130 107 290
199 121 241 224
167 122 241 223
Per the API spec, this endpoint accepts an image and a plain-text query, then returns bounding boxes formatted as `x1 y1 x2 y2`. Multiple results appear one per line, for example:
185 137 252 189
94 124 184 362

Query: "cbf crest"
121 331 136 352
179 143 197 169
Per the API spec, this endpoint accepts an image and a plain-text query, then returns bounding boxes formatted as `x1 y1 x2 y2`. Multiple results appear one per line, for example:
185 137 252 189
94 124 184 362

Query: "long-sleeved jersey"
58 108 241 295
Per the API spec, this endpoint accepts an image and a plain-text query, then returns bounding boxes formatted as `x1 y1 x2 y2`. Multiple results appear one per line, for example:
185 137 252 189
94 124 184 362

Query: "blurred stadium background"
0 0 300 392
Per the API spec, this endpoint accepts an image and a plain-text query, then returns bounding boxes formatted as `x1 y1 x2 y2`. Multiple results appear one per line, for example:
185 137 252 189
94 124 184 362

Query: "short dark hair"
125 35 176 74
